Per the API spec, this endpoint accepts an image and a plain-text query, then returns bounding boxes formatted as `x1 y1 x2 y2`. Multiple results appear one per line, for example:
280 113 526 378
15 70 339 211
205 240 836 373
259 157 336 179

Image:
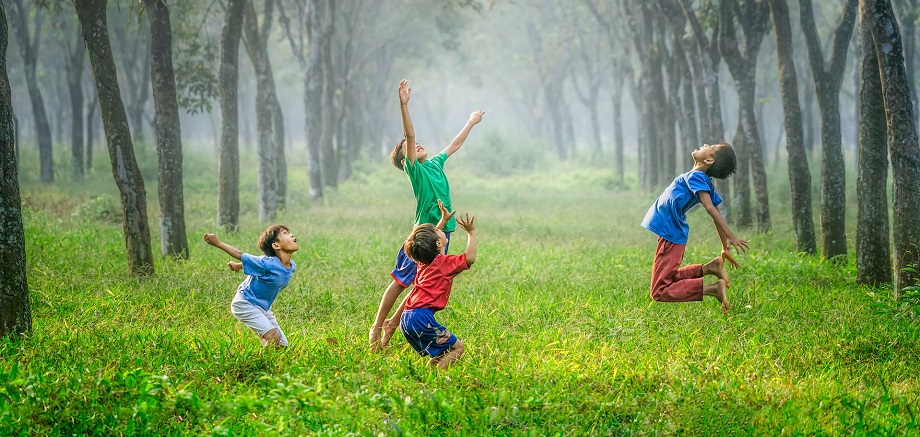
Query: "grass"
3 144 919 436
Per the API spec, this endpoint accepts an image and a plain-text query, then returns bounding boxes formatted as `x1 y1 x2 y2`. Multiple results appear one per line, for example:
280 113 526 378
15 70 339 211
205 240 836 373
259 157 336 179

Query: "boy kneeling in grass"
400 208 476 370
204 225 299 348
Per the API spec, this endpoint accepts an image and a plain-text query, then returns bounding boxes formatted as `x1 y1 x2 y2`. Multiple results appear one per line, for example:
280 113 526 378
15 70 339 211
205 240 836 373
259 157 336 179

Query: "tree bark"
0 3 31 338
865 0 920 295
800 0 858 259
305 0 328 199
75 0 155 276
856 2 891 285
144 0 188 259
85 93 98 172
243 0 280 222
720 0 771 231
768 0 817 255
8 0 53 182
217 0 245 231
65 20 85 181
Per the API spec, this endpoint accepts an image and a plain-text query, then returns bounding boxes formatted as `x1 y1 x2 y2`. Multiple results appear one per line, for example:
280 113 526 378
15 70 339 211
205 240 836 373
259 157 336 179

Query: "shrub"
72 195 121 224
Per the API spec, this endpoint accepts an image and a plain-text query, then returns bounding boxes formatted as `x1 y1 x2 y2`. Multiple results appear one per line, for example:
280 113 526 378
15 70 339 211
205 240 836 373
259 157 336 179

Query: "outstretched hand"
469 110 484 125
438 199 456 222
203 233 220 246
456 213 476 233
398 79 411 105
721 249 740 269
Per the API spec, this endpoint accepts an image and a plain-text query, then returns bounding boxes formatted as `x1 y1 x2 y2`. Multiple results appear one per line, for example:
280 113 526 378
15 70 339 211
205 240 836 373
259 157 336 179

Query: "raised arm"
203 233 244 261
399 79 417 164
435 199 456 230
699 191 748 268
443 110 484 157
456 213 477 266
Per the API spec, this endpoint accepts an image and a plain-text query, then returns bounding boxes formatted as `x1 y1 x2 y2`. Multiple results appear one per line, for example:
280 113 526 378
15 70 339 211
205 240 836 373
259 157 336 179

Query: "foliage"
870 268 920 323
6 148 920 435
71 194 121 224
452 129 545 177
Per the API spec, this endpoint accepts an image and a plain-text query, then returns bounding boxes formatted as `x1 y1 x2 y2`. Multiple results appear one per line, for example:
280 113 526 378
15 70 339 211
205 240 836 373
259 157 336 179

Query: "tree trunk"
66 22 85 181
305 0 328 199
217 0 245 231
0 4 31 338
85 93 98 172
612 79 624 183
800 0 858 259
243 0 279 222
8 0 52 182
720 0 771 231
144 0 188 259
865 0 920 295
856 3 891 285
768 0 818 255
75 0 155 276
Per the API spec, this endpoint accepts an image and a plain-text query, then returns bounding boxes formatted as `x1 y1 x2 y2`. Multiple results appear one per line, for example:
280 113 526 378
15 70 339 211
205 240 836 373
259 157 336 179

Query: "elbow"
466 257 476 267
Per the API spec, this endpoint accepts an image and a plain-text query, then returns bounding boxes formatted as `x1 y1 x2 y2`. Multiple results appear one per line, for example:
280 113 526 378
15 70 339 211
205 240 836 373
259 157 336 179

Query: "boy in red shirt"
400 212 477 370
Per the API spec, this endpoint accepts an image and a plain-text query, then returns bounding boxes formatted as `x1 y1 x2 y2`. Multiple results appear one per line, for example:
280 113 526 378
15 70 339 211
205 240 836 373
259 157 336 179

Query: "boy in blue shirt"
369 79 484 350
641 143 749 314
204 224 298 348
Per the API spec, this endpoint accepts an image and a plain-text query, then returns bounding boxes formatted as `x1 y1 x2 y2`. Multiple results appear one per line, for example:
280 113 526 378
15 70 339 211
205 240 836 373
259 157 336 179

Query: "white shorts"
230 292 289 347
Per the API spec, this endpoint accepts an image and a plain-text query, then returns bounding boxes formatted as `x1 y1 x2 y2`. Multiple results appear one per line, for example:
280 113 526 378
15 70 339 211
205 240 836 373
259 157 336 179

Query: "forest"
1 0 919 435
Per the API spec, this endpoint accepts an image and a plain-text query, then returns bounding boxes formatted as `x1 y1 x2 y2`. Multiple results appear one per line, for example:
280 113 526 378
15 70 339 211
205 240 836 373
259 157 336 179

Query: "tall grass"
3 145 918 436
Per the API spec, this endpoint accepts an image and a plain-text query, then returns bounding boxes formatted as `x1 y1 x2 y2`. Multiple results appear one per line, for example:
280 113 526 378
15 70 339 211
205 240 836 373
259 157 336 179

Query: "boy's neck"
276 251 293 268
692 161 709 173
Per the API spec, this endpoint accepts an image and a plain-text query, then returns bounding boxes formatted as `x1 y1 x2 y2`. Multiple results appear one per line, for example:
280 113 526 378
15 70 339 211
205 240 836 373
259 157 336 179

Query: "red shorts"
650 238 704 302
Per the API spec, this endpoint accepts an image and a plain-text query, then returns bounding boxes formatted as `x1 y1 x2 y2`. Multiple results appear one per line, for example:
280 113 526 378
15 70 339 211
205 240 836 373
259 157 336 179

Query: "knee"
452 339 465 355
262 328 283 346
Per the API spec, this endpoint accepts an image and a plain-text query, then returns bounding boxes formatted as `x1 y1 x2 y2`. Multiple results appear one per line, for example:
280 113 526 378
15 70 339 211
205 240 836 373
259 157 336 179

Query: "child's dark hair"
257 224 289 257
390 139 406 171
705 143 737 180
404 224 440 265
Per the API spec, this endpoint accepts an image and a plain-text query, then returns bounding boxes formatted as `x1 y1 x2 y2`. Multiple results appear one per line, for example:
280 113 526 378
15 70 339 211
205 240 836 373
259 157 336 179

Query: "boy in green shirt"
369 79 484 350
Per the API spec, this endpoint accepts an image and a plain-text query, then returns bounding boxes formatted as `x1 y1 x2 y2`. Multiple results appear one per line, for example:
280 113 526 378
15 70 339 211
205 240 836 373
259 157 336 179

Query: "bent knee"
262 328 282 344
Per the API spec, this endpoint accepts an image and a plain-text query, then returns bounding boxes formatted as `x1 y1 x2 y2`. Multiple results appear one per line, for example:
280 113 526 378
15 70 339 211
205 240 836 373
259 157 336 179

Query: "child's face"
691 144 720 164
273 229 299 253
415 144 428 162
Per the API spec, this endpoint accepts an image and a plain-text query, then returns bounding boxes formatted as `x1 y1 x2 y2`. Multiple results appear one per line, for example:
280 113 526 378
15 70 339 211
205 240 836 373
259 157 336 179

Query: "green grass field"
3 146 919 436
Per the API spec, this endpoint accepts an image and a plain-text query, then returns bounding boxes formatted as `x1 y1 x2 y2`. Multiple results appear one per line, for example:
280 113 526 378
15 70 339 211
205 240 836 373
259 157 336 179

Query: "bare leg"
703 279 729 315
370 280 408 350
381 292 411 348
428 340 465 370
261 328 284 349
702 256 730 288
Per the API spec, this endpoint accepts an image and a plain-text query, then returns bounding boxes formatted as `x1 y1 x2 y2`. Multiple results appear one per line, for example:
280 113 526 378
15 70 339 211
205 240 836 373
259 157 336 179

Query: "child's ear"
272 241 281 250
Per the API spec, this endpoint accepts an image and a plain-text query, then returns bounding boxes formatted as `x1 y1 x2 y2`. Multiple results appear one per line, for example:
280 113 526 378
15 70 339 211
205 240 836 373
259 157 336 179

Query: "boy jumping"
369 79 484 350
640 143 749 314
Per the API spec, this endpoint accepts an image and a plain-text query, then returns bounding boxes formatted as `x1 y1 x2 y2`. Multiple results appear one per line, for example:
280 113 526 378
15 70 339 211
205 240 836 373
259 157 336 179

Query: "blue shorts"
391 231 451 287
400 308 457 358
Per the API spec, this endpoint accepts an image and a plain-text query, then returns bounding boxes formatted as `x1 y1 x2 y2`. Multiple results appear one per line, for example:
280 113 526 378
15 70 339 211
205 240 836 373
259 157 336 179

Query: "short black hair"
404 224 440 265
706 143 737 180
390 139 406 171
257 224 289 257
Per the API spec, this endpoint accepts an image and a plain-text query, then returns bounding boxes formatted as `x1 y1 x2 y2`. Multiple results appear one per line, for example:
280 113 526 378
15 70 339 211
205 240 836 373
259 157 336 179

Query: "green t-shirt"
405 151 455 232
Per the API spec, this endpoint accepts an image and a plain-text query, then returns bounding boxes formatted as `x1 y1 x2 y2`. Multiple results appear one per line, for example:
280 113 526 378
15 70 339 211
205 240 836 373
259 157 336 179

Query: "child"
400 211 476 369
369 79 484 350
640 143 749 314
204 225 299 348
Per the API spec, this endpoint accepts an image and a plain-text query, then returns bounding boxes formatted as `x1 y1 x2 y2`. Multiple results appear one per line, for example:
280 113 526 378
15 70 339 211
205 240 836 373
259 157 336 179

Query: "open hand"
721 249 740 269
456 213 476 233
437 199 456 222
726 237 749 255
398 79 411 105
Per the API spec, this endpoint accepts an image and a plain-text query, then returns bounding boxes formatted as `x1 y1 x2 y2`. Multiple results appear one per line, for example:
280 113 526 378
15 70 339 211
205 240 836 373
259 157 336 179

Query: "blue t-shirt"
238 253 296 311
641 170 722 245
405 151 455 232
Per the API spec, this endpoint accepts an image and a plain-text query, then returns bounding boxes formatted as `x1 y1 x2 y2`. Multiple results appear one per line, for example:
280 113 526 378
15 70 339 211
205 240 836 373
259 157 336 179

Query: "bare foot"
704 256 730 288
704 279 729 315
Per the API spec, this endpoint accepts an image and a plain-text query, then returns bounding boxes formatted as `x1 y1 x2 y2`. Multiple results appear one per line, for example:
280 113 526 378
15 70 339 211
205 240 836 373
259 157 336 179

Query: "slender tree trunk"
865 0 920 295
85 93 97 172
612 80 624 183
8 0 52 182
243 0 278 222
800 0 858 259
305 0 327 199
66 23 85 181
769 0 817 255
144 0 188 259
0 4 31 338
856 3 891 285
75 0 154 276
217 0 245 231
320 17 339 187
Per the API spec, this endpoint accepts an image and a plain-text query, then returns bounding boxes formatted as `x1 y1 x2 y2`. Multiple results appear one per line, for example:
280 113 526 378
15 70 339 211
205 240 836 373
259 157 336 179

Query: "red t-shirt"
404 253 470 312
